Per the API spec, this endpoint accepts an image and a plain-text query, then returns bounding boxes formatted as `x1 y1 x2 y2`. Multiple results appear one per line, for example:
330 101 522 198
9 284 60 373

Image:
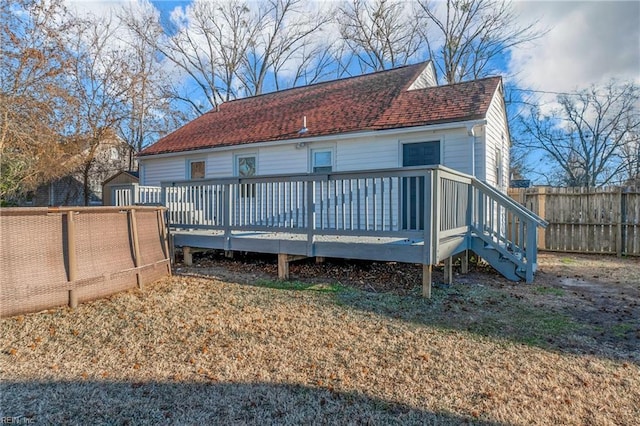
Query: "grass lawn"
1 256 639 424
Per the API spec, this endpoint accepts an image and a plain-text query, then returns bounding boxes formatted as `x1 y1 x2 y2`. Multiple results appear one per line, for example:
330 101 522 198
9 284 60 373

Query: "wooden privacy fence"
0 206 171 317
509 187 640 256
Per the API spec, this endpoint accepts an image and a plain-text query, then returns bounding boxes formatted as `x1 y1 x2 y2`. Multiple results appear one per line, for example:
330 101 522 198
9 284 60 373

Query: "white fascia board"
138 119 488 161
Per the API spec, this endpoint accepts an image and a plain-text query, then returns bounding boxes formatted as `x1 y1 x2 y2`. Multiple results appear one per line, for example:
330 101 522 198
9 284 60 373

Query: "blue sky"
68 0 639 182
70 0 639 95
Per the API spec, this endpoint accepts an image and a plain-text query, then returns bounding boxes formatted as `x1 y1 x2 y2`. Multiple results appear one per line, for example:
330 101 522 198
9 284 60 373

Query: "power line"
509 88 578 96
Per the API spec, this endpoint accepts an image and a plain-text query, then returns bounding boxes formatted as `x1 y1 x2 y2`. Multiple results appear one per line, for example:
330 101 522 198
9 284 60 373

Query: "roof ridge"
392 75 502 96
211 61 429 112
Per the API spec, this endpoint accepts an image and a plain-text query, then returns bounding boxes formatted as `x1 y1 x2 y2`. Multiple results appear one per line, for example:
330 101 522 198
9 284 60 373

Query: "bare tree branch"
518 81 639 187
417 0 544 83
337 0 425 73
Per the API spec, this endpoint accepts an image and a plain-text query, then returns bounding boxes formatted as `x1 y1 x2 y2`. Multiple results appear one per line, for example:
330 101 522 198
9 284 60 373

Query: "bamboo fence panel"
508 186 640 256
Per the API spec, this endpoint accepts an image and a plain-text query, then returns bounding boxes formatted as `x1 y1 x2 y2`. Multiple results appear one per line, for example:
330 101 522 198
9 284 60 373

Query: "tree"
417 0 542 84
337 0 424 73
619 130 640 186
65 12 131 205
0 0 79 202
238 0 331 96
519 81 640 187
116 2 187 168
123 0 329 116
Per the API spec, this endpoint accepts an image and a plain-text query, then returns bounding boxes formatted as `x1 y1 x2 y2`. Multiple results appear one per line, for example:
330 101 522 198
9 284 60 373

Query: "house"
132 62 545 290
138 61 509 190
18 136 132 206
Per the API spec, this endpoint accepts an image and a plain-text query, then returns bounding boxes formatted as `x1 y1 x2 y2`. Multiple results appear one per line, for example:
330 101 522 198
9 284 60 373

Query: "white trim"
139 119 487 161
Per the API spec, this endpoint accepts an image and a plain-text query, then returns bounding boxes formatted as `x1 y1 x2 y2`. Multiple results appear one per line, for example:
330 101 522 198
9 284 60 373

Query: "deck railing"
112 184 163 206
114 166 546 280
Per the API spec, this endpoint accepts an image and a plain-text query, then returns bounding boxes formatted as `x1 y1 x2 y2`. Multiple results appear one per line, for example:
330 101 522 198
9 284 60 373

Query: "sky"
68 0 639 96
509 0 639 107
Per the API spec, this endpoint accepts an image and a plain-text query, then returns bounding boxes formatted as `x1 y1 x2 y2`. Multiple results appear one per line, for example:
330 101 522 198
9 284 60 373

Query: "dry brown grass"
2 267 639 424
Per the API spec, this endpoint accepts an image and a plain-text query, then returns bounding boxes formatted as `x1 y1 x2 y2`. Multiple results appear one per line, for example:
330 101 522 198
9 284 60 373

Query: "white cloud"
509 1 640 92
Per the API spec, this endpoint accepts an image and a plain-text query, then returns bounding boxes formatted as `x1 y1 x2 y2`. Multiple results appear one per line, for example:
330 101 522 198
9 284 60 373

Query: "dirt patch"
179 250 640 362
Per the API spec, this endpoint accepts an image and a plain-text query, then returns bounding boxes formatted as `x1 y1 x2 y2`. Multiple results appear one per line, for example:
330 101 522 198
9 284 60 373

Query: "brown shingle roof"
139 62 501 156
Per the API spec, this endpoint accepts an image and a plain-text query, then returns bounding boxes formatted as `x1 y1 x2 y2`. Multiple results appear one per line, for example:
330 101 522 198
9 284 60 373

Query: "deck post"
278 253 289 280
306 180 315 257
183 246 193 266
460 250 469 274
422 264 432 298
444 256 453 284
315 256 325 264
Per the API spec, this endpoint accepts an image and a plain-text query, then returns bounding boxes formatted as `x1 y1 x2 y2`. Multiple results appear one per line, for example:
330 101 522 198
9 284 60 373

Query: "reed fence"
0 206 171 317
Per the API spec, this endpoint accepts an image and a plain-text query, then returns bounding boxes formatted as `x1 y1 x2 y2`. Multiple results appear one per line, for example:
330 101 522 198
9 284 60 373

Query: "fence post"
536 187 547 250
66 211 78 309
616 187 623 257
129 208 143 289
157 207 172 275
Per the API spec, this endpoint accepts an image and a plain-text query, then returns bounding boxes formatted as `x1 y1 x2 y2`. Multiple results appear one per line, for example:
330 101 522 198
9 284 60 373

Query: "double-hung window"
312 149 333 173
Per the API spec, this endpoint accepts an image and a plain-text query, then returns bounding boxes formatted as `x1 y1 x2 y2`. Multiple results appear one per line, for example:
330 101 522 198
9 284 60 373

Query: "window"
312 149 333 173
189 160 205 180
237 156 256 177
402 141 440 167
236 155 256 197
110 147 120 160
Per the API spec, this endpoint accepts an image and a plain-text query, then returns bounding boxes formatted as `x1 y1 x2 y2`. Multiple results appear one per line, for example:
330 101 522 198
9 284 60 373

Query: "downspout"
467 124 477 177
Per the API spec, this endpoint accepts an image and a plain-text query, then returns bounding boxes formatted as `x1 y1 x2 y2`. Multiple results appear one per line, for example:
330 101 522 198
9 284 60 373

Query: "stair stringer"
469 235 522 282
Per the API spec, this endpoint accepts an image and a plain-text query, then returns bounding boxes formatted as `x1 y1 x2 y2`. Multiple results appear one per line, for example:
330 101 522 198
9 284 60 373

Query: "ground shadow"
181 251 639 365
1 380 503 425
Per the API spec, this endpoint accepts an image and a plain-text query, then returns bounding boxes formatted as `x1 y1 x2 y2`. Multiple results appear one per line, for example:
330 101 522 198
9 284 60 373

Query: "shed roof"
139 62 501 157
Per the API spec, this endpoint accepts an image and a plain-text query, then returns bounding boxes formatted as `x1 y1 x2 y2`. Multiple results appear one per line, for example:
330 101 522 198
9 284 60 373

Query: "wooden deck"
116 165 547 296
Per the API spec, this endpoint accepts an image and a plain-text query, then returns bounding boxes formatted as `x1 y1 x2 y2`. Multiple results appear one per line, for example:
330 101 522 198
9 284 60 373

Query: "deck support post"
224 250 234 259
315 256 325 264
444 257 453 284
278 253 289 280
460 250 469 274
183 247 192 266
422 264 432 299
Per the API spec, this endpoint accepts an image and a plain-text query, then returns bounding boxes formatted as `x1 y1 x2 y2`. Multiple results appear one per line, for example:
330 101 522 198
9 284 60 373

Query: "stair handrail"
471 178 548 228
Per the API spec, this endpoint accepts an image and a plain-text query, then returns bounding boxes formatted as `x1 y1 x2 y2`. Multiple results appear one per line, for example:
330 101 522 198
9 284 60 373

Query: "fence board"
509 186 640 256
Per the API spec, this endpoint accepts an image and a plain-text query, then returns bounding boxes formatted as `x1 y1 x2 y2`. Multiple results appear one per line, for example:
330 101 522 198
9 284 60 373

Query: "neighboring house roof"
139 62 501 157
102 170 139 186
